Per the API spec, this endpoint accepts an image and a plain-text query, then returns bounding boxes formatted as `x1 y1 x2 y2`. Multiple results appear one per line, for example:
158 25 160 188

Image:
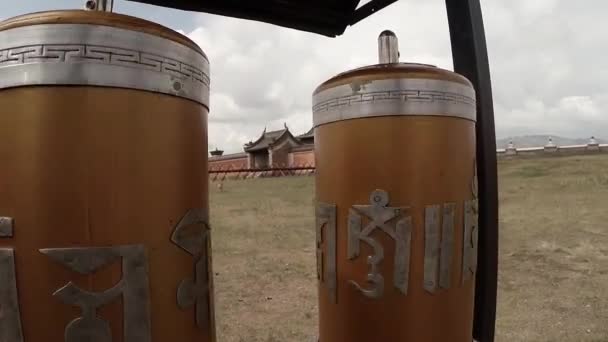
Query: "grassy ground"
209 154 608 342
496 154 608 341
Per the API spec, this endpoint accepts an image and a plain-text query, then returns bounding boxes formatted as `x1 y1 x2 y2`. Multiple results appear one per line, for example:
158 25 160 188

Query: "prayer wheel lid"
312 30 476 127
314 30 472 94
0 9 209 106
0 10 206 59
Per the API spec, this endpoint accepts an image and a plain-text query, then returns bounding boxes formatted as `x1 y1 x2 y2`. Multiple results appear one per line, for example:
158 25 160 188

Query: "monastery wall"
209 153 248 170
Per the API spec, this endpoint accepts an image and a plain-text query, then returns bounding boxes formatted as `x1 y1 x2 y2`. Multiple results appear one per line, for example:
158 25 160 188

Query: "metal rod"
378 30 399 64
85 0 114 12
445 0 498 341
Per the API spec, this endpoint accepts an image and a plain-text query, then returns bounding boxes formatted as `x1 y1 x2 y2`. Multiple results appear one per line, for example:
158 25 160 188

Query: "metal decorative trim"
462 200 478 283
171 208 214 332
393 216 412 295
313 78 476 127
462 161 479 284
0 216 24 342
40 245 152 342
0 216 14 237
0 249 24 342
316 202 337 304
424 203 457 293
423 205 440 293
347 189 411 298
0 24 209 106
440 203 456 289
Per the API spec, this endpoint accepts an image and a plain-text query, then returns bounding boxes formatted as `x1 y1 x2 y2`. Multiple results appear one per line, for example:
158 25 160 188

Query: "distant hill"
496 135 606 149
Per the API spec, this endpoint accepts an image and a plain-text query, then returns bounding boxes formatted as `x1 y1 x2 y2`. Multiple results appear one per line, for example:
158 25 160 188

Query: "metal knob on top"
312 30 476 128
378 29 400 64
85 0 114 12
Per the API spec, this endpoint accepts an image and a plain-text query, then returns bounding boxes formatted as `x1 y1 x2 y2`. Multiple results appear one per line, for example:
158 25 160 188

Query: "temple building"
209 124 315 170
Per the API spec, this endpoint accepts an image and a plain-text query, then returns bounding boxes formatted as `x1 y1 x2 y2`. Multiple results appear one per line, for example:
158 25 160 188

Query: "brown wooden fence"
208 164 316 181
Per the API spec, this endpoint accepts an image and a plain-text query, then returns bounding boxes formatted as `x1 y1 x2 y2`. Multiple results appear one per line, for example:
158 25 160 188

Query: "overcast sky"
3 0 606 153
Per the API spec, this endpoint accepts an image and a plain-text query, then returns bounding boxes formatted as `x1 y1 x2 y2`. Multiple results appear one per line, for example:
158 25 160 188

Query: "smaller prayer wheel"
313 30 478 342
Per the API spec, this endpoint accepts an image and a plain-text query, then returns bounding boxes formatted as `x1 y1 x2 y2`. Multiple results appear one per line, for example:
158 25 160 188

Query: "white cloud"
179 0 608 153
516 0 558 18
8 1 606 153
559 96 598 115
495 95 606 139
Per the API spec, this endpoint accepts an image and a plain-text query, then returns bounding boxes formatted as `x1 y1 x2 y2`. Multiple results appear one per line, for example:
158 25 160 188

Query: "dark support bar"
349 0 399 25
445 1 498 341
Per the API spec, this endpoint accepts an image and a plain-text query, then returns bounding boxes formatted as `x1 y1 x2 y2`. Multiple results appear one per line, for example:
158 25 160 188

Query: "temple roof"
244 125 314 152
127 0 398 37
244 126 292 152
297 127 314 139
209 147 224 156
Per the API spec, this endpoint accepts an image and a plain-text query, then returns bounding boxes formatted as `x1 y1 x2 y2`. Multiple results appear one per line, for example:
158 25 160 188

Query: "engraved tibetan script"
40 245 152 342
171 209 213 332
348 190 412 299
440 203 456 290
423 203 456 293
0 216 14 237
0 216 24 342
462 161 479 284
424 206 440 293
316 202 337 303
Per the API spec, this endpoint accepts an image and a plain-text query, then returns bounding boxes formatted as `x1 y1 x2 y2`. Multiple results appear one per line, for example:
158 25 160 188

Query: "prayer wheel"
0 7 214 342
313 31 478 342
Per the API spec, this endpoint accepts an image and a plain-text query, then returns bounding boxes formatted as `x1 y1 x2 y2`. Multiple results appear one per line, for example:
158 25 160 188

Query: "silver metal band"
313 78 476 127
0 24 209 107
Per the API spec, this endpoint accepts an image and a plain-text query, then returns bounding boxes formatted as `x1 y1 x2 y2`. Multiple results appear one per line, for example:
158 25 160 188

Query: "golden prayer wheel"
313 31 478 342
0 5 214 342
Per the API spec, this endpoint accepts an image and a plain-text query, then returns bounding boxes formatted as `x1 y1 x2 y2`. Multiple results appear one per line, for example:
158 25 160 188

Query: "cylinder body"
0 11 214 342
313 64 478 341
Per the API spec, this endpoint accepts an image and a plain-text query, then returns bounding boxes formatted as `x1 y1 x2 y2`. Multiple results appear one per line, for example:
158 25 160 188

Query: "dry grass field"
209 154 608 342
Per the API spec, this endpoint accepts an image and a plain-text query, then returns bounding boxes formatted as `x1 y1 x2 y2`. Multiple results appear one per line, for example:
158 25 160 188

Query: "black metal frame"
349 0 399 25
128 0 359 37
446 1 498 341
